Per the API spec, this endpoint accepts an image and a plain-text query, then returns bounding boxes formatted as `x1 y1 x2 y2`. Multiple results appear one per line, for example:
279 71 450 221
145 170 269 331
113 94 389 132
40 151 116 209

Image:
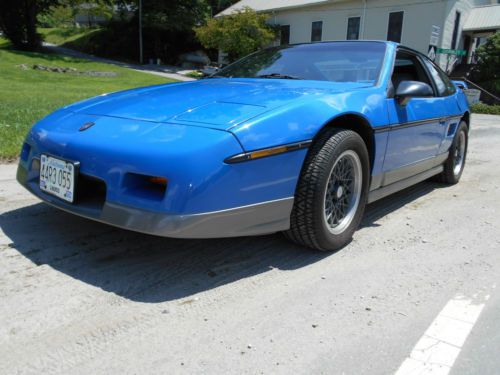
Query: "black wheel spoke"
324 151 362 234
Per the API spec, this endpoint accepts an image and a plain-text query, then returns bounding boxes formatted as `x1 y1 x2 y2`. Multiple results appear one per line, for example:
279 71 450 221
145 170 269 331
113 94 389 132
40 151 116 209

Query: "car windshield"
214 42 387 84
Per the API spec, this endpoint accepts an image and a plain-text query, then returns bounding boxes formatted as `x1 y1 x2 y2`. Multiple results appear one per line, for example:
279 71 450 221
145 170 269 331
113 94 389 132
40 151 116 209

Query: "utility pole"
361 0 367 39
139 0 143 64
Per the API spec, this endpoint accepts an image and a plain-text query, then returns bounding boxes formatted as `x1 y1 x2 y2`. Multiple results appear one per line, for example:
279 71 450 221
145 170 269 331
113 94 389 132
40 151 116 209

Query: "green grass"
39 27 101 46
38 25 139 63
470 103 500 115
0 38 176 160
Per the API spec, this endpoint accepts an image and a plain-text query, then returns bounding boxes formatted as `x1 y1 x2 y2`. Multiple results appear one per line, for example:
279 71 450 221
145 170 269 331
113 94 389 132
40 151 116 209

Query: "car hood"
62 78 370 130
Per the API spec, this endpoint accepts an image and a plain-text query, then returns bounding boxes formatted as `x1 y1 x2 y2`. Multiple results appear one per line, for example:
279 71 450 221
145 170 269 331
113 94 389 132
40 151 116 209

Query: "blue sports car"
17 41 469 251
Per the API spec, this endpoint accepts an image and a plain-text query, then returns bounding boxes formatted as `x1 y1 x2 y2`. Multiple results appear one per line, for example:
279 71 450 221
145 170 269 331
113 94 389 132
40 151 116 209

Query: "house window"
387 11 404 43
346 17 361 40
311 21 323 42
451 11 461 49
280 25 290 45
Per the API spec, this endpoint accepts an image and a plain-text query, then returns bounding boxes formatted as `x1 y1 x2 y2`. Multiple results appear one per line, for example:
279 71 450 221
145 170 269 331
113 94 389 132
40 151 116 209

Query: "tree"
78 0 114 27
194 7 278 62
472 32 500 96
207 0 240 16
135 0 210 62
141 0 209 33
54 0 113 27
0 0 60 50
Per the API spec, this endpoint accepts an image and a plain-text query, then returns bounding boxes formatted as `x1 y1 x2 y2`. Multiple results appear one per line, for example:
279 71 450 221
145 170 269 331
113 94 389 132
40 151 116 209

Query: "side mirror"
395 80 433 106
452 80 468 90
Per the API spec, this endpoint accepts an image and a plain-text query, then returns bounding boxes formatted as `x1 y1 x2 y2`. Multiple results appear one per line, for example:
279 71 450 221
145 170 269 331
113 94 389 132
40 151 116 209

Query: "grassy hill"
38 26 140 63
0 38 176 160
39 27 101 46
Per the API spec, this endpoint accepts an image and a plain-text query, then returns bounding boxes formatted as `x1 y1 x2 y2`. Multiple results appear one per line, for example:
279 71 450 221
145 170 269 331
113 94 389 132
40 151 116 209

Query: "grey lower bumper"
16 164 293 238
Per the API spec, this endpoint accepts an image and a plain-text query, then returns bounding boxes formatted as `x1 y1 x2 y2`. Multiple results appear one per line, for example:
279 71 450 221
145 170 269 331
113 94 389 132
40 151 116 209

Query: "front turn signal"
224 140 313 164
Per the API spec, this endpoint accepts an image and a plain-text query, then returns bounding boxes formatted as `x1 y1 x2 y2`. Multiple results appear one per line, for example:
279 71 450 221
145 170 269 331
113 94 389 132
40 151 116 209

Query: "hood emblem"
79 121 95 131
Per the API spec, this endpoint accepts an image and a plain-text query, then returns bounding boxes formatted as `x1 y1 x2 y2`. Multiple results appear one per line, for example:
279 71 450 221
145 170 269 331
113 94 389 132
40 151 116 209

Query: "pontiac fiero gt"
17 41 470 251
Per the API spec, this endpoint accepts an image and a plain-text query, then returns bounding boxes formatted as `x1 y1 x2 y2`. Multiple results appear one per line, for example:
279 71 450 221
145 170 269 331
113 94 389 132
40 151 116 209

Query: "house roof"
463 4 500 32
216 0 334 16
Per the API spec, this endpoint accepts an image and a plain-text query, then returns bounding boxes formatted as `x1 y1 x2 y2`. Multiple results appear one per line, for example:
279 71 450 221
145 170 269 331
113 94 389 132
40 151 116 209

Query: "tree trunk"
0 0 55 51
25 0 40 50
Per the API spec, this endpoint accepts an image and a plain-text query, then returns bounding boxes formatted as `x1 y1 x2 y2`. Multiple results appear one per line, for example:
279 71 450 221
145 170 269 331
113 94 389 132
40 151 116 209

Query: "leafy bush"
471 32 500 97
195 7 277 62
184 70 204 78
38 6 74 28
470 103 500 115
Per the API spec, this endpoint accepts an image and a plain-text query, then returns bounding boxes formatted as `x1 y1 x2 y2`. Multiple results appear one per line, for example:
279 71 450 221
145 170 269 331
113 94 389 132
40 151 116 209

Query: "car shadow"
0 202 329 304
1 180 445 304
362 179 444 227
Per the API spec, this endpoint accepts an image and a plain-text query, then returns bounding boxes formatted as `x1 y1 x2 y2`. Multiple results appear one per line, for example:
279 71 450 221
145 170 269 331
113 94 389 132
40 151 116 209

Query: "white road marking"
395 293 489 375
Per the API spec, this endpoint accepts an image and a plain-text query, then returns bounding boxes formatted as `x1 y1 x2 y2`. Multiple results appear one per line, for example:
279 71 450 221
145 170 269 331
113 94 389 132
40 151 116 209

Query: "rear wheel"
284 128 370 251
436 121 468 184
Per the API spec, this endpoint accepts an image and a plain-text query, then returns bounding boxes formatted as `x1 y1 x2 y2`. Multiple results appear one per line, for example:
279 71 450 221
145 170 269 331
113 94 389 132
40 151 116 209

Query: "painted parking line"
395 292 491 375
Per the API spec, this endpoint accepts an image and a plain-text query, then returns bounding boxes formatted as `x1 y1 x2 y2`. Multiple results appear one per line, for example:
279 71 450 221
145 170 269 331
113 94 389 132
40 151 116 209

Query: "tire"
435 120 468 185
284 128 370 251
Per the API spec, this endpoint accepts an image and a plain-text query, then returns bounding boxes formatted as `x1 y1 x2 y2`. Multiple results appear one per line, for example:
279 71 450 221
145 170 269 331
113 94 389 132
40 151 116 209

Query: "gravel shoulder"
0 114 499 374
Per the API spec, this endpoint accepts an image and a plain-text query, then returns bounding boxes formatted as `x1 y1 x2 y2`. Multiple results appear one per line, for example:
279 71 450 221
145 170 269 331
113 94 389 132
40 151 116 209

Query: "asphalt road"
0 114 499 375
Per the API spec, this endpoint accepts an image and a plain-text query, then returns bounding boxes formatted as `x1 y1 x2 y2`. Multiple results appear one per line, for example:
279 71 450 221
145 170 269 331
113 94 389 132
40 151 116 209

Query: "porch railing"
451 76 500 104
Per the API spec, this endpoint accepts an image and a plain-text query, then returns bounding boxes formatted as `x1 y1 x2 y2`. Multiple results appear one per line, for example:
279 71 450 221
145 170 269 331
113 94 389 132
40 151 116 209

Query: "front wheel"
284 128 370 251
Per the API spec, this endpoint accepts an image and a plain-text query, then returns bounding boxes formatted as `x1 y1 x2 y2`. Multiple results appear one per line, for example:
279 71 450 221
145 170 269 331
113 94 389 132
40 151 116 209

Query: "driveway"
0 114 499 374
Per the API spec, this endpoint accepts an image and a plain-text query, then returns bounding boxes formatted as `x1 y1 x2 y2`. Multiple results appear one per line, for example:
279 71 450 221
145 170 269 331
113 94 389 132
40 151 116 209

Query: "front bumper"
17 163 293 238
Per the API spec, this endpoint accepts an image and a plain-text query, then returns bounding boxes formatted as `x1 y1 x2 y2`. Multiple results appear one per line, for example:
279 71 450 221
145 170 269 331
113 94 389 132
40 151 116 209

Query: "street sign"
436 48 467 56
429 25 440 46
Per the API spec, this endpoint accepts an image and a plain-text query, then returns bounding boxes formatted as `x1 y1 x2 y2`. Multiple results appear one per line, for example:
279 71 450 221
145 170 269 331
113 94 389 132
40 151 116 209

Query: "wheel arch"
313 113 375 173
462 111 470 130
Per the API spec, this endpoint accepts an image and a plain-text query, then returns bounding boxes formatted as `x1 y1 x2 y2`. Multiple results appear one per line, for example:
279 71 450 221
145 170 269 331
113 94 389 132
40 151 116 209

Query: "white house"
74 3 134 27
218 0 500 72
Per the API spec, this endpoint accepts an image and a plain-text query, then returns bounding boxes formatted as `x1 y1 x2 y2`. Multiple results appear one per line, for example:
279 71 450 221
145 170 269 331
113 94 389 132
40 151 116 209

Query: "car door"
420 56 463 155
382 49 446 185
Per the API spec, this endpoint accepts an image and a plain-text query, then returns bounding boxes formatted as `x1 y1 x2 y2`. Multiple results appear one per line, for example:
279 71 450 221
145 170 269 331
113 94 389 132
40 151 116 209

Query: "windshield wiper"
256 73 302 80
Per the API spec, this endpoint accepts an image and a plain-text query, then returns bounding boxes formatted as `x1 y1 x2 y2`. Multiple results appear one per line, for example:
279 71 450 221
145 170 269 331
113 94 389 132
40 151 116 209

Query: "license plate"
39 154 77 203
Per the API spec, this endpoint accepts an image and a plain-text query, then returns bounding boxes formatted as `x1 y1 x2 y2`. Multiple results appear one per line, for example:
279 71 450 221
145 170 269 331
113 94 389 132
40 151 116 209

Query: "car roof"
283 41 432 61
285 40 399 48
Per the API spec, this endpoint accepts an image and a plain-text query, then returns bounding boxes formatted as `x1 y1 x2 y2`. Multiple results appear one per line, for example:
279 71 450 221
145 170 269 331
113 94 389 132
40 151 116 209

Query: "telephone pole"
138 0 143 64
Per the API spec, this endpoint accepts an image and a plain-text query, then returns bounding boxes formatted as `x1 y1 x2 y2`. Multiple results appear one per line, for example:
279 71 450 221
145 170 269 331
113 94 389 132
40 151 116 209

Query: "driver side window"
391 52 433 94
422 58 457 97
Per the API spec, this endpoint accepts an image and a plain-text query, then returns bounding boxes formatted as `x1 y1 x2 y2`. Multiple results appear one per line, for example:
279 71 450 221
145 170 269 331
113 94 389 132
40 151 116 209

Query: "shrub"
194 7 277 62
471 32 500 97
470 103 500 115
184 71 204 78
38 6 74 28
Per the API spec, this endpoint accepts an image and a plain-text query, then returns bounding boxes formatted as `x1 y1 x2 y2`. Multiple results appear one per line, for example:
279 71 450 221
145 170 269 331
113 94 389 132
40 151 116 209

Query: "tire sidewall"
314 133 370 249
448 121 469 183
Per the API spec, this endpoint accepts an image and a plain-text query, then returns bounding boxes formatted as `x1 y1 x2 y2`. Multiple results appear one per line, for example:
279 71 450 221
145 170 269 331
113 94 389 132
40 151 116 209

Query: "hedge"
470 103 500 115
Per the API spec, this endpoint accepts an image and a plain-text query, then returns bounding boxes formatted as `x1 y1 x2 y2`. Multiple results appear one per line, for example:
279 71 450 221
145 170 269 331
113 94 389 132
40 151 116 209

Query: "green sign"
436 48 467 56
